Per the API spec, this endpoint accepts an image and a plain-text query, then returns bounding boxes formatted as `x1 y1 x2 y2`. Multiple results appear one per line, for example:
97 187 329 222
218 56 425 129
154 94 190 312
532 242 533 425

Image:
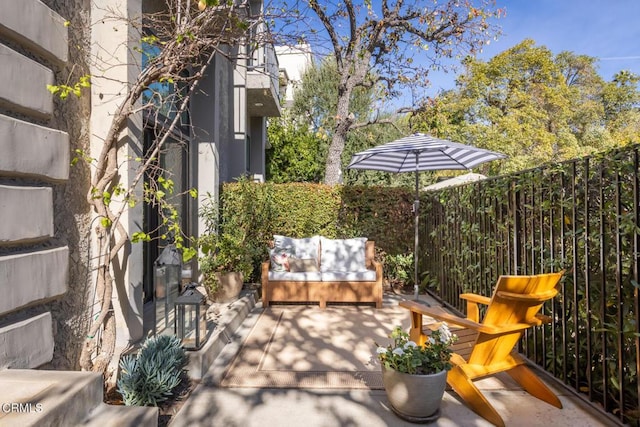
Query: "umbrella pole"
414 154 419 301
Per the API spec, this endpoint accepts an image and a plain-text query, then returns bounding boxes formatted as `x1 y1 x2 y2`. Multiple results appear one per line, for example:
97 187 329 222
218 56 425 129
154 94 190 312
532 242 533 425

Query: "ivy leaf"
182 247 198 262
131 231 151 243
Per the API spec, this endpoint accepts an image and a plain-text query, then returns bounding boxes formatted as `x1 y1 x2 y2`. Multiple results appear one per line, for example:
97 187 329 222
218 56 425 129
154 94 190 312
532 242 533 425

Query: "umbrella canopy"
347 133 506 300
347 133 506 173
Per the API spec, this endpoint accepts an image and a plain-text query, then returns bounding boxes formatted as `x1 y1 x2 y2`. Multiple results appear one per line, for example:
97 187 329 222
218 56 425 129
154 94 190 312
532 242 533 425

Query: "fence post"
634 148 640 420
511 180 521 274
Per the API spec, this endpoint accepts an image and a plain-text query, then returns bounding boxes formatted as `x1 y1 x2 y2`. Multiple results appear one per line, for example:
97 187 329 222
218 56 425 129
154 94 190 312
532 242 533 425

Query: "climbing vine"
422 144 640 424
49 0 254 388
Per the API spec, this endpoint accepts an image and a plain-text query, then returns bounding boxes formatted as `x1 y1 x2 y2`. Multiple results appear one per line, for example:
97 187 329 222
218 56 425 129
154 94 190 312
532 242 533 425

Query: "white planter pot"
382 366 447 422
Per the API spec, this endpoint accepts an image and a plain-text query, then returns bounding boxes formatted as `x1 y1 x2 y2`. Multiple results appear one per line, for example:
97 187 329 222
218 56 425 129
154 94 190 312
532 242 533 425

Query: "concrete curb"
185 290 258 380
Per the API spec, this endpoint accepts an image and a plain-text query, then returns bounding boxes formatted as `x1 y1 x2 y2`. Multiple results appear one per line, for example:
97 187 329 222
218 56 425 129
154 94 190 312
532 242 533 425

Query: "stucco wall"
0 0 93 370
0 0 276 373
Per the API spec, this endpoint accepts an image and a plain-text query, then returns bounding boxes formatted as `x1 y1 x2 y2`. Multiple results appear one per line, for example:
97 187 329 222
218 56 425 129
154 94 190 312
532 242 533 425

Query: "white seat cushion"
273 235 320 260
321 270 377 282
319 237 367 272
268 271 322 281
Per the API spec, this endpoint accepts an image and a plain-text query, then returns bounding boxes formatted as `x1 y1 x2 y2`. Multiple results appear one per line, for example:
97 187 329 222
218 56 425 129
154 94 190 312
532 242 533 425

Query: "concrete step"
0 369 159 427
0 369 102 427
80 403 158 427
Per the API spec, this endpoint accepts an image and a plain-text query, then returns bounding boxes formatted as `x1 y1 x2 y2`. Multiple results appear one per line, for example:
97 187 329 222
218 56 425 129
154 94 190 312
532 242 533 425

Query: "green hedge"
218 180 416 281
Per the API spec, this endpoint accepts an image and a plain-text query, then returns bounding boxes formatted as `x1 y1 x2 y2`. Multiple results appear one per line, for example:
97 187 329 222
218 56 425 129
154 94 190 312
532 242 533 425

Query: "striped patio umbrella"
347 133 506 300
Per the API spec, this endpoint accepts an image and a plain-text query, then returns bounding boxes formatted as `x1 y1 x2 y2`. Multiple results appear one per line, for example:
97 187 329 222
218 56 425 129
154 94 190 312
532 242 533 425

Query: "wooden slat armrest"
400 301 490 333
496 288 558 303
533 313 553 325
459 293 491 306
399 301 533 336
261 261 271 306
459 293 490 322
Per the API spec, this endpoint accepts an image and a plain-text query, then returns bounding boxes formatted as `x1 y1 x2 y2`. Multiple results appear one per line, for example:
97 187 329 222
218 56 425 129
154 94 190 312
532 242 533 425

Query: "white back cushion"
320 237 367 272
273 235 320 260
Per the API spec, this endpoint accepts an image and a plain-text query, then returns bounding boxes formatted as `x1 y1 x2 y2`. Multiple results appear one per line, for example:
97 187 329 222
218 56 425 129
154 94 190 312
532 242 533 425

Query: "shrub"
218 181 417 281
117 334 187 406
383 252 415 287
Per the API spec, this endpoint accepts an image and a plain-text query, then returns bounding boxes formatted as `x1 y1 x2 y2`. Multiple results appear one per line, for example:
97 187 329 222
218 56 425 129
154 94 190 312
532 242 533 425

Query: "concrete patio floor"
170 292 618 427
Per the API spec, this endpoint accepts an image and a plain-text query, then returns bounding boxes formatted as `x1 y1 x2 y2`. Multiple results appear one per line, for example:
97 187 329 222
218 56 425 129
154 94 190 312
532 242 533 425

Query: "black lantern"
175 286 207 350
154 244 182 334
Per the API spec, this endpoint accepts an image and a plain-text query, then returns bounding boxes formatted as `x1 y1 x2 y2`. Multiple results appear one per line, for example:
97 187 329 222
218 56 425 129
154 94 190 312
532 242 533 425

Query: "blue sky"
426 0 640 95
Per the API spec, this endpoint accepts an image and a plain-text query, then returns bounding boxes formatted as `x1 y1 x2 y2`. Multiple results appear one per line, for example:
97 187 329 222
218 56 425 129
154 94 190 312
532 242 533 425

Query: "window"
142 126 191 304
140 33 192 306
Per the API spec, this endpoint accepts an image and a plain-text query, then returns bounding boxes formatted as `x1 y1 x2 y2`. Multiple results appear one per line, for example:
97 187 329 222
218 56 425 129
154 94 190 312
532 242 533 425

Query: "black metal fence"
421 145 640 425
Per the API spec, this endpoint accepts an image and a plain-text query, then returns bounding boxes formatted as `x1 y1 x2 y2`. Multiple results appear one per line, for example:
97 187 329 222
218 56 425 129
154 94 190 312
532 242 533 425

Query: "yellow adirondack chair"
399 271 564 427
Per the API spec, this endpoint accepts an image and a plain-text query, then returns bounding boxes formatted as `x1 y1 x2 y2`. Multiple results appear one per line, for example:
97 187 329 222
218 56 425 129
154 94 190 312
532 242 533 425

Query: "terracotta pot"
382 366 447 422
212 271 244 302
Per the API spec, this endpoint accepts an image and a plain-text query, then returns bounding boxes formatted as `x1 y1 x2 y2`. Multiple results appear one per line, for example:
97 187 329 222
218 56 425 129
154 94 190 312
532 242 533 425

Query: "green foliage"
222 181 343 241
376 325 457 375
218 181 417 286
383 252 414 287
141 173 198 263
218 180 442 289
337 185 414 252
422 143 640 423
131 231 151 243
199 233 252 275
47 74 91 100
284 1 501 184
117 335 187 406
267 58 388 185
274 58 412 186
199 177 280 292
292 58 374 136
266 113 326 183
197 0 220 10
198 194 252 296
413 39 640 175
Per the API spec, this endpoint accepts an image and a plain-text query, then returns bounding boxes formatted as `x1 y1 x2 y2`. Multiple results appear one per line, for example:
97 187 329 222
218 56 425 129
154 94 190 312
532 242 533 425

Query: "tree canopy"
266 113 327 183
270 0 503 184
412 39 640 174
267 57 410 185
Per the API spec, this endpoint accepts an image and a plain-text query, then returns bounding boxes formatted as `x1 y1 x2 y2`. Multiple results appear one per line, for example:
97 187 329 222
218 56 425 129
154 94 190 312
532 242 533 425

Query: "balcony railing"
249 43 279 97
247 41 281 117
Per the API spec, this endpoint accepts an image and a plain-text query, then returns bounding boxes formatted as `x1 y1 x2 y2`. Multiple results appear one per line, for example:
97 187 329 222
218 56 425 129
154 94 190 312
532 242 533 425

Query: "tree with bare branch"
52 0 261 389
271 0 503 184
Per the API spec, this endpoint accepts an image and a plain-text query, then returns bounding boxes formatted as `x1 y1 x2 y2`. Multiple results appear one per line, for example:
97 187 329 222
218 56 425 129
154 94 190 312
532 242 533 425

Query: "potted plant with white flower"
376 324 457 422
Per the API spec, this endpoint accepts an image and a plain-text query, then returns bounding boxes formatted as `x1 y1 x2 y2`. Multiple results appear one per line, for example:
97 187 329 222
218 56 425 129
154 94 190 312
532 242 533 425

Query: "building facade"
0 0 280 379
275 43 313 108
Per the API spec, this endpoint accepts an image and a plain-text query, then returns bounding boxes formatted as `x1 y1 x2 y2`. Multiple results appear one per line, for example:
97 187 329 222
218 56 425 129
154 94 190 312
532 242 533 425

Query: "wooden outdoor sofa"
261 236 383 308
